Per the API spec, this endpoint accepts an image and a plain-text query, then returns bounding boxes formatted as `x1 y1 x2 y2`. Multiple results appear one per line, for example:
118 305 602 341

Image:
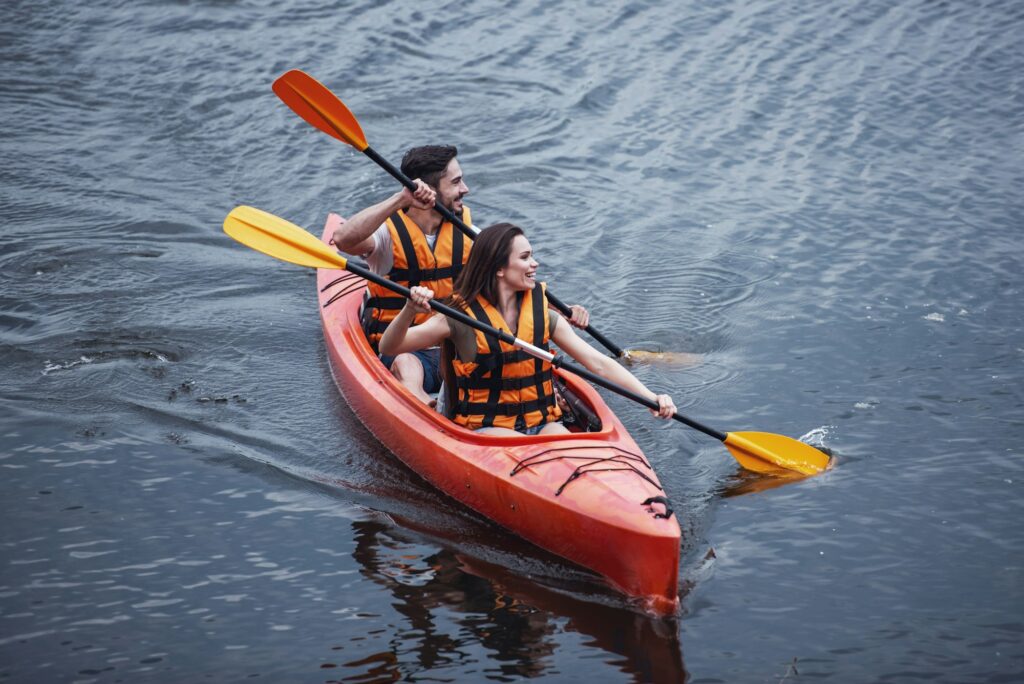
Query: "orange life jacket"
451 282 562 431
361 206 472 351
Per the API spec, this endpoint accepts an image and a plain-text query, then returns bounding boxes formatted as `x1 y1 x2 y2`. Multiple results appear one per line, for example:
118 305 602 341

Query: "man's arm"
333 181 436 256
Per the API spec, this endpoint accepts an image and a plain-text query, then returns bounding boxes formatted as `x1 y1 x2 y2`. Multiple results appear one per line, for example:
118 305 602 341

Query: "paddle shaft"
360 145 626 358
343 258 726 442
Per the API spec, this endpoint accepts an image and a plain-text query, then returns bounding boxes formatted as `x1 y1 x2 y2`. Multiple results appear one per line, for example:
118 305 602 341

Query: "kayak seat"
554 378 603 432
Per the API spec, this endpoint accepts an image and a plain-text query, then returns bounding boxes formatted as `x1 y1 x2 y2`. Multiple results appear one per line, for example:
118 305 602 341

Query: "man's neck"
405 206 443 236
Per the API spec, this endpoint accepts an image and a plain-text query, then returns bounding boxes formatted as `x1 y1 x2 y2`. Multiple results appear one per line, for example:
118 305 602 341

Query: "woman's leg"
474 422 570 437
473 426 522 437
538 422 570 435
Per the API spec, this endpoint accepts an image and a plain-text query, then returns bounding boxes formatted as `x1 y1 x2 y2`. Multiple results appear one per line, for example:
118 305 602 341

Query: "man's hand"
401 179 436 211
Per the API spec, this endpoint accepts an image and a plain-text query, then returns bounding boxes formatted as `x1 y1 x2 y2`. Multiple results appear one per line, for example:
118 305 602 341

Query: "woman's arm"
551 322 676 418
377 286 451 356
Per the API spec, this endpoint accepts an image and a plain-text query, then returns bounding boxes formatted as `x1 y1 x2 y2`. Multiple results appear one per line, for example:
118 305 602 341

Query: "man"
329 145 589 405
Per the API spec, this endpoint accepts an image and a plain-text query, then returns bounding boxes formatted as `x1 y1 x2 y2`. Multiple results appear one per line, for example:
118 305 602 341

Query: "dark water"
3 0 1022 681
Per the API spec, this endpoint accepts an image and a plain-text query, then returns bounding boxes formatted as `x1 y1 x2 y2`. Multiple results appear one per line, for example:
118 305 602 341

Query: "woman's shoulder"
447 317 478 361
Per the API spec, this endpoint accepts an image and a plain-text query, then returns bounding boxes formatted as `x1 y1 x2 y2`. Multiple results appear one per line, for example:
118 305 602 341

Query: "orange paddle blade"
272 69 368 150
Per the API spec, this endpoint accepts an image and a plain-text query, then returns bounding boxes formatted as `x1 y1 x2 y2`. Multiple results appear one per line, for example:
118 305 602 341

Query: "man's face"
436 159 469 214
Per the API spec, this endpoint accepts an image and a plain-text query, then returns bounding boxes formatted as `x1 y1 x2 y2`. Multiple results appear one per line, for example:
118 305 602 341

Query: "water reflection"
340 519 687 684
718 470 811 498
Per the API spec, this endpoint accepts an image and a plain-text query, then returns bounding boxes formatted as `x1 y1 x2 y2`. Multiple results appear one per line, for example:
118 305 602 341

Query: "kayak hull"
316 233 681 614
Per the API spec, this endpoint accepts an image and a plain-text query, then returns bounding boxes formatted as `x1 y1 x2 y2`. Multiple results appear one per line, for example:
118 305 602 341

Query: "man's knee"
390 353 424 383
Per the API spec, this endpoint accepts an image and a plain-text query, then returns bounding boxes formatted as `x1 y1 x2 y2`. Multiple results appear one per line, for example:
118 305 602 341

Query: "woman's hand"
406 285 435 315
567 304 590 329
649 393 676 419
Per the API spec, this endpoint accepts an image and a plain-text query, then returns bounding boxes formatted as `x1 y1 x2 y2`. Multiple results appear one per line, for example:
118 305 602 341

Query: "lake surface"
2 0 1022 681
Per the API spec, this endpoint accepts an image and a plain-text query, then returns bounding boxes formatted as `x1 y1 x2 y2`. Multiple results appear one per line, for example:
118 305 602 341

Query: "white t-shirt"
364 224 438 275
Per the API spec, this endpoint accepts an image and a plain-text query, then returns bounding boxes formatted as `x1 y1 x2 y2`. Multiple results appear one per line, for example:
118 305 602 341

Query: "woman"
379 223 676 436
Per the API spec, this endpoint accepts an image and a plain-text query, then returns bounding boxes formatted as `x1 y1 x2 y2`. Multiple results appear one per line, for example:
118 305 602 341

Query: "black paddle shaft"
343 259 727 443
360 145 627 358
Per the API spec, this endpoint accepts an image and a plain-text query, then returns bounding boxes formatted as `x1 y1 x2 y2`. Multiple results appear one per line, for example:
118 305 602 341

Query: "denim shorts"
518 422 549 436
379 347 442 394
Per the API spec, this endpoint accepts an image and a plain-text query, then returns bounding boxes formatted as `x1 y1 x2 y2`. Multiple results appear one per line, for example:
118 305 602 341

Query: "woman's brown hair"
449 222 524 310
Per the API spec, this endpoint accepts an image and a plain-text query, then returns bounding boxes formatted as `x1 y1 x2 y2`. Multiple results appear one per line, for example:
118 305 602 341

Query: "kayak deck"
316 233 681 615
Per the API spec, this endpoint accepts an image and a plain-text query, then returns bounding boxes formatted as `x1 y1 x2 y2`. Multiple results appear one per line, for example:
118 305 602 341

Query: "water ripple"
2 0 1023 682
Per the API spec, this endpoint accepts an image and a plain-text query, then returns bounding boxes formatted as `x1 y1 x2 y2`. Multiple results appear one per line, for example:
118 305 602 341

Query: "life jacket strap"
468 348 546 378
385 265 459 282
363 296 406 311
455 394 557 417
389 212 422 285
457 369 555 391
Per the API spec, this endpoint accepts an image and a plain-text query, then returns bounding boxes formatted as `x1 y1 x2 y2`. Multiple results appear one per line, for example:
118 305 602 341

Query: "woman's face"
496 235 538 292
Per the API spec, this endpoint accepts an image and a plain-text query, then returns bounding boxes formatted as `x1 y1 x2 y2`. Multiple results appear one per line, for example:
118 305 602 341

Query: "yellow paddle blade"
723 431 831 477
223 206 348 270
272 69 368 151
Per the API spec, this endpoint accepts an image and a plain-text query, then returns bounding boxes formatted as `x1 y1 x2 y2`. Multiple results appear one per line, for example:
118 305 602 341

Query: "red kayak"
316 226 681 615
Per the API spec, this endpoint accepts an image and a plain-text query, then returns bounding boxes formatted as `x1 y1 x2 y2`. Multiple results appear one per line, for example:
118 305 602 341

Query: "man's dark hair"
400 145 458 189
